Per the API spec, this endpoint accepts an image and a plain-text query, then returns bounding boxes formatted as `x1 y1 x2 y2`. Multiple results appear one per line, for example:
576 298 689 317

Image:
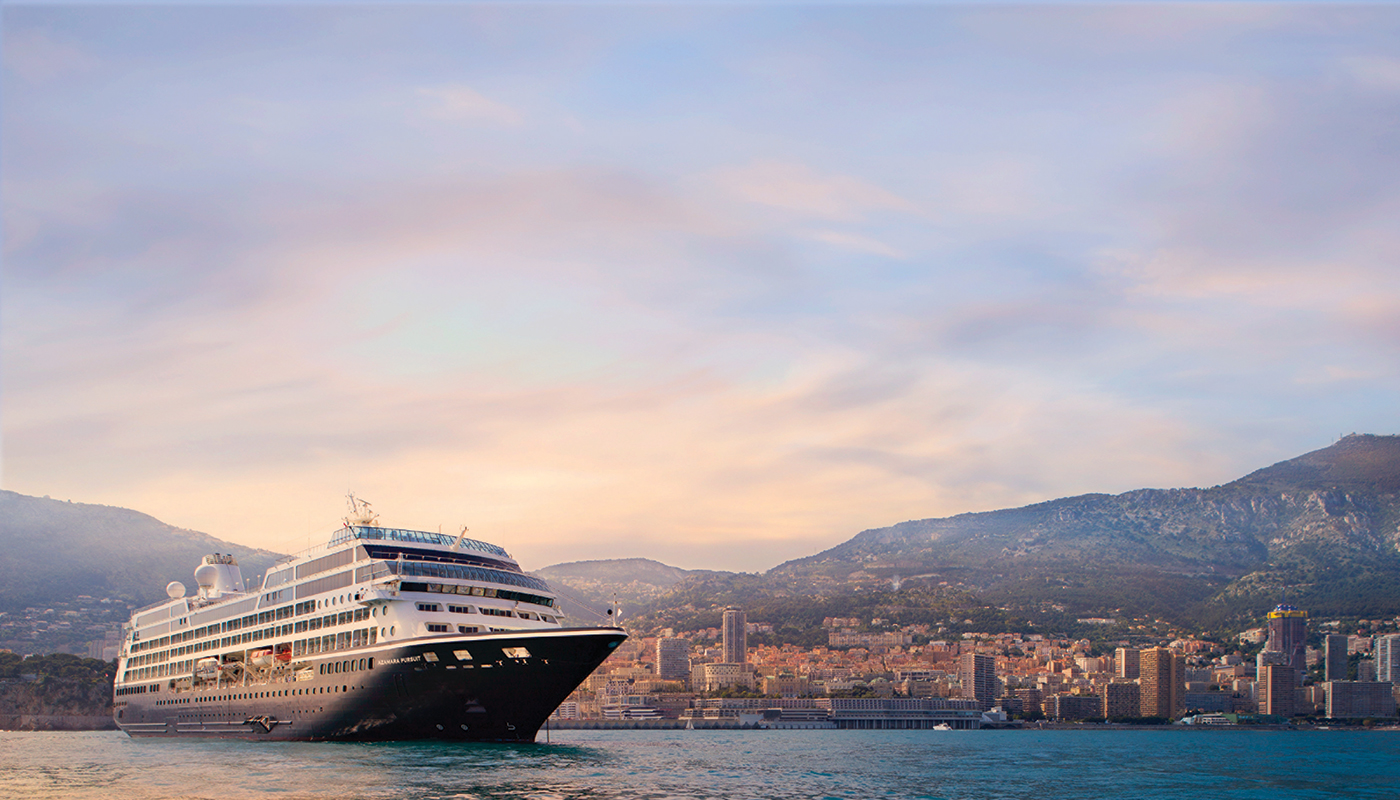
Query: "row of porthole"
157 684 357 704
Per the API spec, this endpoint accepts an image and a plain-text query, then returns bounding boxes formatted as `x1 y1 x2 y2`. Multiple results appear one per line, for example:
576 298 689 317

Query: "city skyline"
5 4 1400 573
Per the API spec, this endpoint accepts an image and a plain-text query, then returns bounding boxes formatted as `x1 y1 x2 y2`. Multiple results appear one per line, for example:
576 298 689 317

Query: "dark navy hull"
116 627 625 742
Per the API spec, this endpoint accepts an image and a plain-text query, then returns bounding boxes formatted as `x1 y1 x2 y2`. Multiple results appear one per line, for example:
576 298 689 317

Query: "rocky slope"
546 435 1400 632
770 434 1400 625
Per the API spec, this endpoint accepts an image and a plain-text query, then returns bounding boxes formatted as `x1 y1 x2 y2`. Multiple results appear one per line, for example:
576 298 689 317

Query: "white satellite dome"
193 554 245 598
166 581 187 599
194 563 219 591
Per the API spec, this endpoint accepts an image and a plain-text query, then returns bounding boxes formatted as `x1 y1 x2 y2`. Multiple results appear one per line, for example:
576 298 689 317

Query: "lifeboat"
249 649 274 668
195 657 220 679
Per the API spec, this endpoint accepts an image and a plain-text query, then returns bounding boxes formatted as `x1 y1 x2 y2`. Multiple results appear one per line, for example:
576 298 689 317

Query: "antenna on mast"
452 525 471 551
344 493 378 527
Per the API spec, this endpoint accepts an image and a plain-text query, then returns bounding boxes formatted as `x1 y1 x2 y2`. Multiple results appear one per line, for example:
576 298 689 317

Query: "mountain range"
541 434 1400 634
3 434 1398 643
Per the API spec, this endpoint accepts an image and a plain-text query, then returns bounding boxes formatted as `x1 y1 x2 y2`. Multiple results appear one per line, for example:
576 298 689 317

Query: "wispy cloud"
712 161 915 221
1 27 97 84
811 230 905 259
416 85 523 126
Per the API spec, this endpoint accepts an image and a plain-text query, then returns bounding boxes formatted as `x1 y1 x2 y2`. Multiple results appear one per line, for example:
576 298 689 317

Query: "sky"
3 2 1399 573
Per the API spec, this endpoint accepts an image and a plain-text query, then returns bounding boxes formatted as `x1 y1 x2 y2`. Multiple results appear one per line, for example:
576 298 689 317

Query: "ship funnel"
194 553 246 599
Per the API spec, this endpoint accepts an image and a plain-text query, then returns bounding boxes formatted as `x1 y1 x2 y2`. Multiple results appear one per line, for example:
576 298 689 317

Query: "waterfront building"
996 694 1023 715
1101 681 1141 719
1325 634 1350 683
959 652 996 711
1115 647 1140 680
761 674 811 698
1014 687 1043 716
1139 647 1183 719
680 697 983 729
1182 692 1242 714
1266 604 1308 675
824 697 983 729
1260 664 1299 717
549 701 580 720
722 607 747 665
1047 694 1102 721
655 637 691 681
1326 681 1397 718
1377 635 1400 683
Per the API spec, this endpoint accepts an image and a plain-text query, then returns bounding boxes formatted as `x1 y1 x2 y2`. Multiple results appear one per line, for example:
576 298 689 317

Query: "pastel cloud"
4 4 1400 571
416 85 523 126
712 161 916 221
1 27 97 83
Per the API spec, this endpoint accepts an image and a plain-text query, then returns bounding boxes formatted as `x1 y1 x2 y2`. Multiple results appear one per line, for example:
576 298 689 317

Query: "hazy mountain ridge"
546 435 1400 631
768 434 1400 623
5 434 1399 640
0 491 283 612
532 558 729 622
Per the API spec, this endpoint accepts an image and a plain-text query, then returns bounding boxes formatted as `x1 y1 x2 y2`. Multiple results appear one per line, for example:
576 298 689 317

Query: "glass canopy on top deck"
329 525 511 559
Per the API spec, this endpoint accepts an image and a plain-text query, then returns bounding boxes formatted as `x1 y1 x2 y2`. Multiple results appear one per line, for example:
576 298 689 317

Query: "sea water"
2 728 1397 800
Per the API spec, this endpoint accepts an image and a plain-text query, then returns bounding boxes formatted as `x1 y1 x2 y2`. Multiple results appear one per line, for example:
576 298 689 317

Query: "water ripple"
1 728 1397 800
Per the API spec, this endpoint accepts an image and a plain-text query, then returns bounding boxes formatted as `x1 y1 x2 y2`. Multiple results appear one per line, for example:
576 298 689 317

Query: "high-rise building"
1326 680 1398 719
959 652 997 711
1377 635 1400 684
1261 664 1299 717
722 607 747 665
1047 694 1102 721
1325 634 1350 683
1139 647 1183 719
1013 688 1043 716
1101 681 1141 719
655 637 691 681
1267 604 1308 674
1115 647 1140 680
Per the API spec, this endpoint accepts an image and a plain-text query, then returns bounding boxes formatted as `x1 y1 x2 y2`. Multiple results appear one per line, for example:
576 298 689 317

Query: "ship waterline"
114 498 625 741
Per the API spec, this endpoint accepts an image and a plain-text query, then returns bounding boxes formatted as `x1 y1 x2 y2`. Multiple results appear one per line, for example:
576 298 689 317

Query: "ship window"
426 623 450 633
416 603 442 612
502 646 530 659
453 649 473 661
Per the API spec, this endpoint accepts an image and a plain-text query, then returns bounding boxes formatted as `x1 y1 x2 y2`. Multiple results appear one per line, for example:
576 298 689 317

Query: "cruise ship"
113 498 626 741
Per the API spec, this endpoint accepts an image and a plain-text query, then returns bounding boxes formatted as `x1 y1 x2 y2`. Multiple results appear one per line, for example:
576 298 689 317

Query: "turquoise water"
2 728 1397 799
